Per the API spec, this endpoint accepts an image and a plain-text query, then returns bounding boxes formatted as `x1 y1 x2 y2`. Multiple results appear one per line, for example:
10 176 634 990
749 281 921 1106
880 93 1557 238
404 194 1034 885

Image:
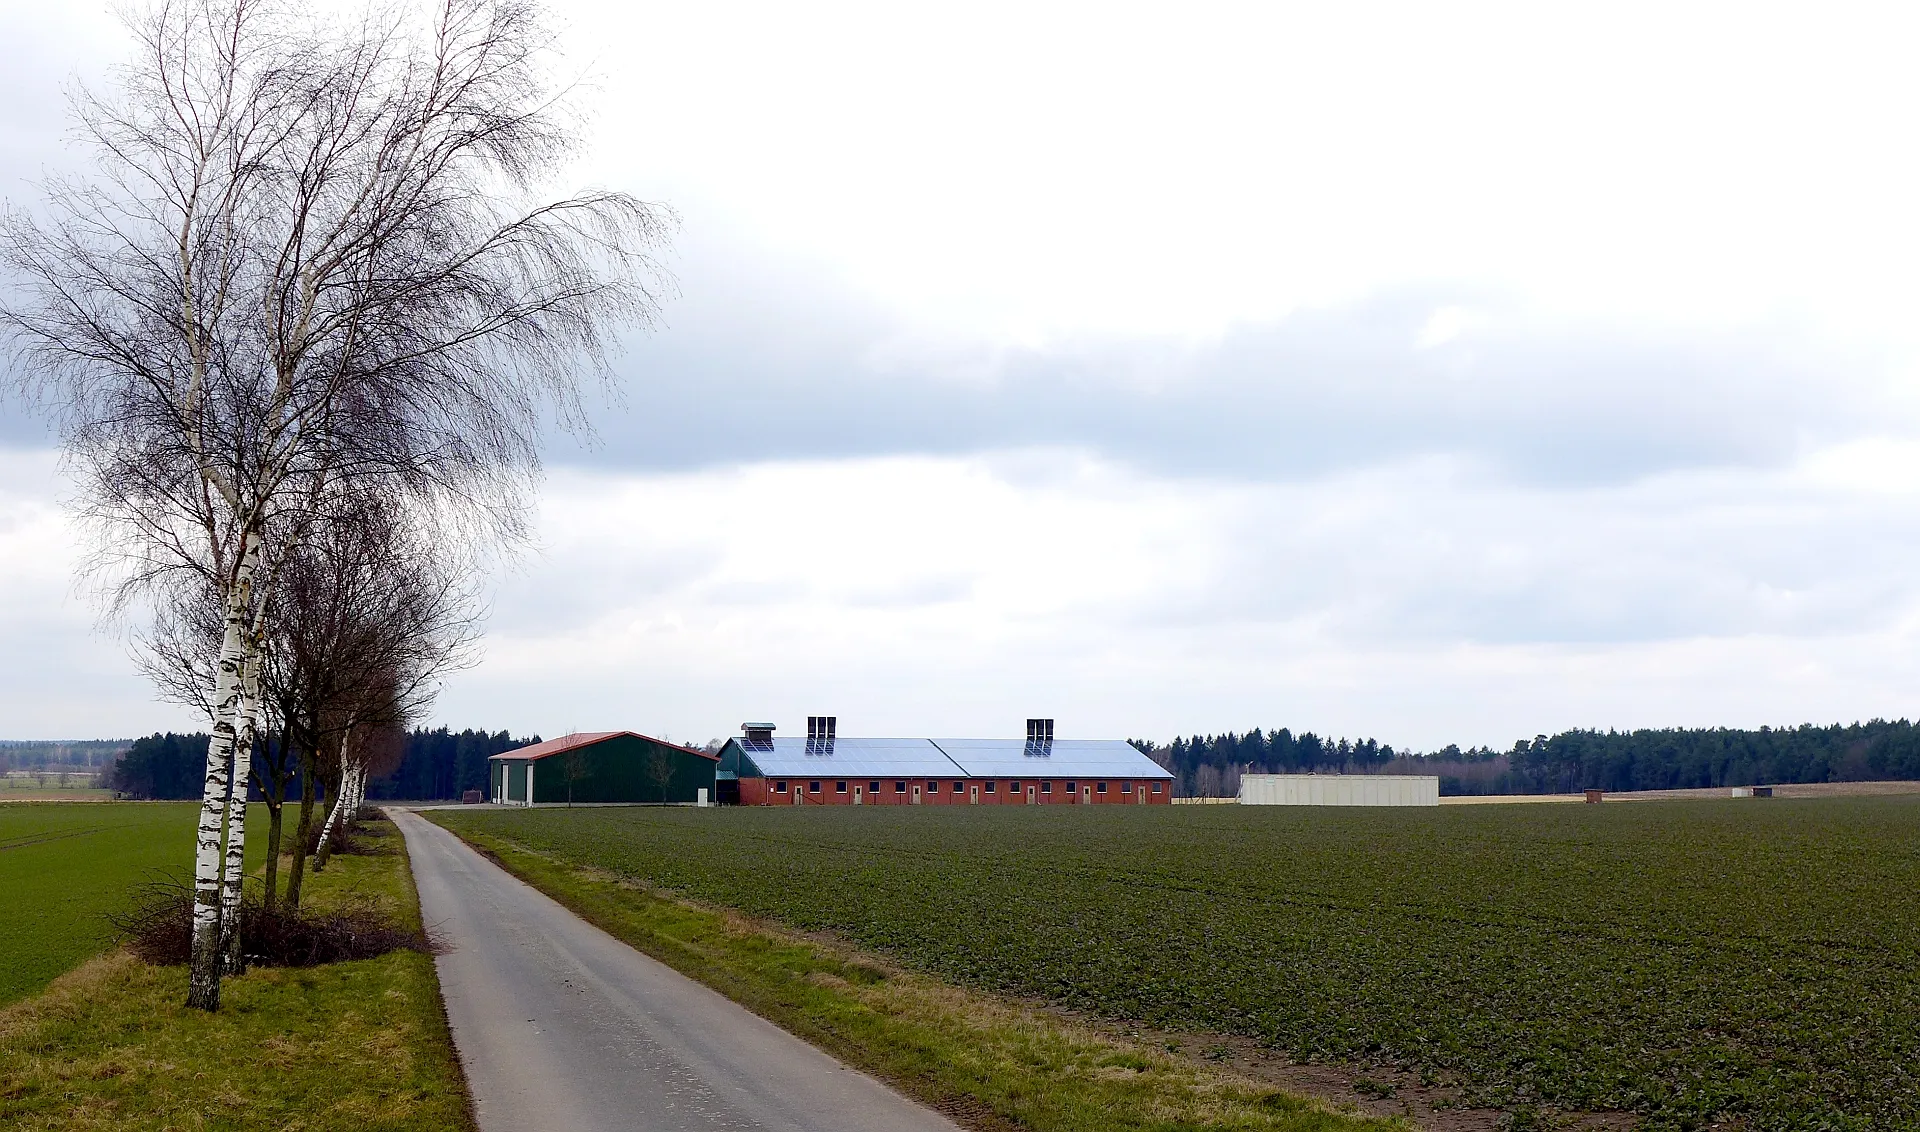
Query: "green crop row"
435 797 1920 1131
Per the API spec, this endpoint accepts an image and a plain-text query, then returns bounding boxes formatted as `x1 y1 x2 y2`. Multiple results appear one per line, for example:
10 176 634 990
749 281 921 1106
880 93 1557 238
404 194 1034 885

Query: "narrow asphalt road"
393 810 963 1132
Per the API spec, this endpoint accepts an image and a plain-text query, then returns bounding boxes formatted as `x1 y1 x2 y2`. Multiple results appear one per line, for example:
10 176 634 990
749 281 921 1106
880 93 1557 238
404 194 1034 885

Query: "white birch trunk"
219 618 264 974
187 527 261 1011
341 763 363 822
314 722 356 866
315 771 348 859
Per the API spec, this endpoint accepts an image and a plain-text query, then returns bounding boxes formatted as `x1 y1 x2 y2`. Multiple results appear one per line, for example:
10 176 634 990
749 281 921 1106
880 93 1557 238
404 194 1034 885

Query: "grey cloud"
2 144 1876 489
1135 467 1920 647
0 15 1885 491
484 543 722 635
576 238 1882 487
841 574 976 609
0 408 52 446
2 233 1871 486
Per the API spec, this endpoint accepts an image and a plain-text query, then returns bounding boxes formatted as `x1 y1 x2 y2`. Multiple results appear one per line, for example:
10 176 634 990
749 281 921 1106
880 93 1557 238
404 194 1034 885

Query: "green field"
434 798 1920 1131
0 813 475 1131
0 803 200 1005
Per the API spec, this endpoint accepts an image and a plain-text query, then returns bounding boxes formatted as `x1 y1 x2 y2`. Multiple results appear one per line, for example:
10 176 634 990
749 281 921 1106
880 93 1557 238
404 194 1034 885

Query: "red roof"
490 731 718 762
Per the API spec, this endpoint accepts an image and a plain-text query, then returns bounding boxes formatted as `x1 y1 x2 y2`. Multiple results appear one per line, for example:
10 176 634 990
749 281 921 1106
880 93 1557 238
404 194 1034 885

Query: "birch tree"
2 0 671 1009
278 492 480 901
135 576 271 971
315 718 405 868
143 487 479 915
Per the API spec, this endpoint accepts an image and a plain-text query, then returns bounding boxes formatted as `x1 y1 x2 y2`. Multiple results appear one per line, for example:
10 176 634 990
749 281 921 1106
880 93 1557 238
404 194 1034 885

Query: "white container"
1237 774 1440 807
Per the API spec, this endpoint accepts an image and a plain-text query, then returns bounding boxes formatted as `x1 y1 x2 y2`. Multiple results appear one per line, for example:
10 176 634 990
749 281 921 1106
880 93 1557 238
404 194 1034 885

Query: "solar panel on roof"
931 738 1173 780
741 736 967 778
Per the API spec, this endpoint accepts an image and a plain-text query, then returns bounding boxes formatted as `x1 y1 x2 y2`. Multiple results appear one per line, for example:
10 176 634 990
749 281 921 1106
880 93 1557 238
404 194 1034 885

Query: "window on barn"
984 781 996 793
836 781 847 793
1152 782 1164 793
1097 782 1108 793
809 780 821 793
1120 781 1130 792
928 781 940 793
1008 782 1019 794
952 781 965 793
1041 781 1052 793
776 780 788 792
1065 782 1076 793
869 781 880 793
894 781 906 792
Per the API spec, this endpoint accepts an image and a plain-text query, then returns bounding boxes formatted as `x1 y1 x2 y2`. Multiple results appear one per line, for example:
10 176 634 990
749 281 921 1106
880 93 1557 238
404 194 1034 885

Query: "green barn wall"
515 735 716 804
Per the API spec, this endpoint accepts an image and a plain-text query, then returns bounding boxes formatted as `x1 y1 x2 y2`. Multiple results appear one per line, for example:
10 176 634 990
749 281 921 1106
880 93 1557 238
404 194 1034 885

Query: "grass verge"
434 821 1400 1132
0 815 475 1132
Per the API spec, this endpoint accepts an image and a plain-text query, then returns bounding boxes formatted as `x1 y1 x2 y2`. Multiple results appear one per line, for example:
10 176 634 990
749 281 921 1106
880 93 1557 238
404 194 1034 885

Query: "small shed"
490 732 718 806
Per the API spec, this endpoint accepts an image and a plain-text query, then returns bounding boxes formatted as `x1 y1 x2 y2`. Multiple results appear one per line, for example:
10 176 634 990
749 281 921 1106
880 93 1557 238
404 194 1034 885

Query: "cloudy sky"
6 1 1920 747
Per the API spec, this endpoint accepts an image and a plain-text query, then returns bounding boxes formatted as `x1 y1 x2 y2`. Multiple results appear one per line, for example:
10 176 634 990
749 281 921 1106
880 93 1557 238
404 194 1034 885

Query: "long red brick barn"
716 718 1173 805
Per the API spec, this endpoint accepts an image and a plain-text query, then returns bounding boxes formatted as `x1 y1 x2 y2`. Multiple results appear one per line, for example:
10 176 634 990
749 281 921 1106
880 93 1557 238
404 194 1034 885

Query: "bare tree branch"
0 0 673 1010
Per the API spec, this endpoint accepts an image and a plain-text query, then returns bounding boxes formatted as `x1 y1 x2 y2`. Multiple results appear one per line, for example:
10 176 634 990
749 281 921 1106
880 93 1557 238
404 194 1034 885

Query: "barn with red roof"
489 731 719 805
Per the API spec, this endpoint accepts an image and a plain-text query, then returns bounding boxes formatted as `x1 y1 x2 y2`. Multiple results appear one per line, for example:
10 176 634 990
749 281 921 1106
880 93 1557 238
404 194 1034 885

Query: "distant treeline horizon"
103 728 537 801
70 718 1920 800
0 739 133 773
1133 720 1920 797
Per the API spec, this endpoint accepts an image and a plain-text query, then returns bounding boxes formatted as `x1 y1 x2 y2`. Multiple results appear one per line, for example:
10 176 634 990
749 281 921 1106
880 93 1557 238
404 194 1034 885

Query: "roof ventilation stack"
1025 718 1054 757
806 715 837 755
741 722 776 751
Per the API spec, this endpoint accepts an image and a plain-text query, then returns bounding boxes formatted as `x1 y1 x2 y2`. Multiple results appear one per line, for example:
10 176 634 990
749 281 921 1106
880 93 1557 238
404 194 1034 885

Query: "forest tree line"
1135 719 1920 797
0 739 132 773
107 728 534 802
